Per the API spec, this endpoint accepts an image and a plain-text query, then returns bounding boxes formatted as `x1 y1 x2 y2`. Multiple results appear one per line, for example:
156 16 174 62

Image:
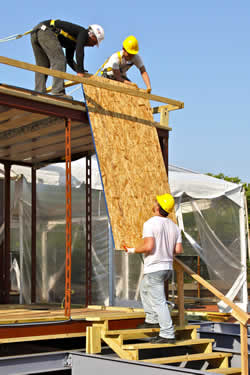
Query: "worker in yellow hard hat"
123 193 183 344
100 35 152 93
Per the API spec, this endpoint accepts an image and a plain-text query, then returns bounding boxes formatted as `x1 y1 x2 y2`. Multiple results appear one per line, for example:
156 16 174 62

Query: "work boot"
137 321 160 329
50 92 73 100
150 335 176 344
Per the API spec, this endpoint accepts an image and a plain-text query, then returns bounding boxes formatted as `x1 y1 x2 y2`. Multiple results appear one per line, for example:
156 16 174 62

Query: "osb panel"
83 78 175 249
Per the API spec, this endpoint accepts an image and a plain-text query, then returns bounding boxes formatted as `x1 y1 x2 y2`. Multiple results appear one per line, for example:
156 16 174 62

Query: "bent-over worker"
31 20 104 99
101 35 151 93
124 193 183 344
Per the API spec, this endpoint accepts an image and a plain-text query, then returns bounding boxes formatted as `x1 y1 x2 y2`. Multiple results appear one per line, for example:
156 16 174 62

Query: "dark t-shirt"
42 19 89 73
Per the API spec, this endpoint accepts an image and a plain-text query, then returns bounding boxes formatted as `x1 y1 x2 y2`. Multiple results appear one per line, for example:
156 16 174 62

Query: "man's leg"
36 28 66 94
31 31 50 93
147 270 175 339
139 274 158 324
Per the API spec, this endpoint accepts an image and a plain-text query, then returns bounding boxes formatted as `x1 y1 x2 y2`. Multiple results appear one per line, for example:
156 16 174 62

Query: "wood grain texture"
83 77 175 249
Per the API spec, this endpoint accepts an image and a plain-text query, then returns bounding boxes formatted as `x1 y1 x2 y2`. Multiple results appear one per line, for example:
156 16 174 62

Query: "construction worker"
101 35 151 93
31 20 104 99
124 194 183 344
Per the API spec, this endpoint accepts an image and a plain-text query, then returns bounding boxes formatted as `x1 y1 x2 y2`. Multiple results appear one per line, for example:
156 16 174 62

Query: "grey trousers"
31 26 66 94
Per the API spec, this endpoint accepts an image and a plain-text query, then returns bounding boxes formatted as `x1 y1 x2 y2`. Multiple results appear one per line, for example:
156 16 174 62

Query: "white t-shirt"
103 50 144 77
142 216 182 274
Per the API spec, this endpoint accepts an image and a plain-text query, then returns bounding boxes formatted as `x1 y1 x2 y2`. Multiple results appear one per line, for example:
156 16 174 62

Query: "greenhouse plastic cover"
0 159 248 311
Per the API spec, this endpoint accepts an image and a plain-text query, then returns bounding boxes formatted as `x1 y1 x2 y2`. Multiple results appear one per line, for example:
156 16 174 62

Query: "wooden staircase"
87 323 241 374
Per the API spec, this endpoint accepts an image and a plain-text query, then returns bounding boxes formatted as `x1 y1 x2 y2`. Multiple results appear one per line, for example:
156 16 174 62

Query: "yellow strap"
117 50 122 63
94 51 123 76
50 20 76 42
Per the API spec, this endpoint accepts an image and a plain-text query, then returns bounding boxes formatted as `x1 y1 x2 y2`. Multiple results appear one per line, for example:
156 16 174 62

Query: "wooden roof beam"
0 56 184 108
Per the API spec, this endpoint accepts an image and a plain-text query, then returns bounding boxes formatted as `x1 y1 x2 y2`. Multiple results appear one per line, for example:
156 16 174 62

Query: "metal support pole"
65 118 72 318
0 179 4 303
31 167 37 303
4 163 11 304
19 199 24 304
85 156 92 306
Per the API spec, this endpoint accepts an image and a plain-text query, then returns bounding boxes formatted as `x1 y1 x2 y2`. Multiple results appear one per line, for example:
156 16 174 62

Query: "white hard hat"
89 24 104 46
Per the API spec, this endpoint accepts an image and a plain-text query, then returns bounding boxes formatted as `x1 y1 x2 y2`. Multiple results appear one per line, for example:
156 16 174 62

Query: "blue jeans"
140 270 175 339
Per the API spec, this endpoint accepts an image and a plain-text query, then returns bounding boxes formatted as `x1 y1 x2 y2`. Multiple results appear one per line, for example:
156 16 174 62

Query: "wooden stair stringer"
101 333 138 361
104 324 200 341
143 351 232 365
122 338 215 351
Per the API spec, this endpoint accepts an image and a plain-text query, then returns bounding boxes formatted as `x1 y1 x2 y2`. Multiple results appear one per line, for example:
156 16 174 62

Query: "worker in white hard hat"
100 35 152 93
123 194 183 344
31 20 104 99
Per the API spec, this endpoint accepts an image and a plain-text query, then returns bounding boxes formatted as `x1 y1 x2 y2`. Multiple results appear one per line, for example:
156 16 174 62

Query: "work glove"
121 243 135 253
126 247 135 254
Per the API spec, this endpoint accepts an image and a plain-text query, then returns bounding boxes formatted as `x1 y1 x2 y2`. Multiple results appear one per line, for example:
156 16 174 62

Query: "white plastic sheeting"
0 160 248 311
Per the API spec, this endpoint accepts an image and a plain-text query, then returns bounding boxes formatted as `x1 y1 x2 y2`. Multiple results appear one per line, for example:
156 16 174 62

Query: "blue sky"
1 1 249 182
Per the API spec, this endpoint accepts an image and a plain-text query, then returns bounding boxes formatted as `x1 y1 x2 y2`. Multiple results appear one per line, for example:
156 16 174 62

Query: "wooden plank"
122 338 215 350
176 266 185 326
240 323 249 375
105 325 199 341
28 144 94 164
0 125 90 158
0 56 184 107
174 258 250 326
143 352 232 365
86 326 102 354
0 133 92 160
206 368 241 374
83 79 176 249
152 105 180 113
86 305 144 313
0 107 24 121
4 136 92 162
0 83 86 112
105 325 199 336
101 335 138 360
0 332 86 344
85 312 145 321
0 111 46 132
0 117 66 146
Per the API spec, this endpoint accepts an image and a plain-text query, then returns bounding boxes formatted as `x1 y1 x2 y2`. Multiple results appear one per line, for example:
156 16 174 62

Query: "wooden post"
176 266 185 325
197 255 201 299
240 323 249 375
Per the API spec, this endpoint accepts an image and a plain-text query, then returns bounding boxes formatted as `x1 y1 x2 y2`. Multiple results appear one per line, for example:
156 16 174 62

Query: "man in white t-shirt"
101 35 151 93
124 193 183 344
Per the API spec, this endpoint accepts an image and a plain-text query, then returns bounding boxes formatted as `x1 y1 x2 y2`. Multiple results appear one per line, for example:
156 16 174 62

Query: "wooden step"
143 351 232 365
122 338 214 350
104 324 199 341
206 368 241 374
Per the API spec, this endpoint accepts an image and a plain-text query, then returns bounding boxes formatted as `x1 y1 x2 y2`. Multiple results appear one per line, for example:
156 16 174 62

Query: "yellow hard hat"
156 193 175 213
123 35 139 54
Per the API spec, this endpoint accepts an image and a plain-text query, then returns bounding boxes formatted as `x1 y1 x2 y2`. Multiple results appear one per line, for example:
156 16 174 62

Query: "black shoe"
50 93 73 100
137 322 160 329
150 335 176 344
